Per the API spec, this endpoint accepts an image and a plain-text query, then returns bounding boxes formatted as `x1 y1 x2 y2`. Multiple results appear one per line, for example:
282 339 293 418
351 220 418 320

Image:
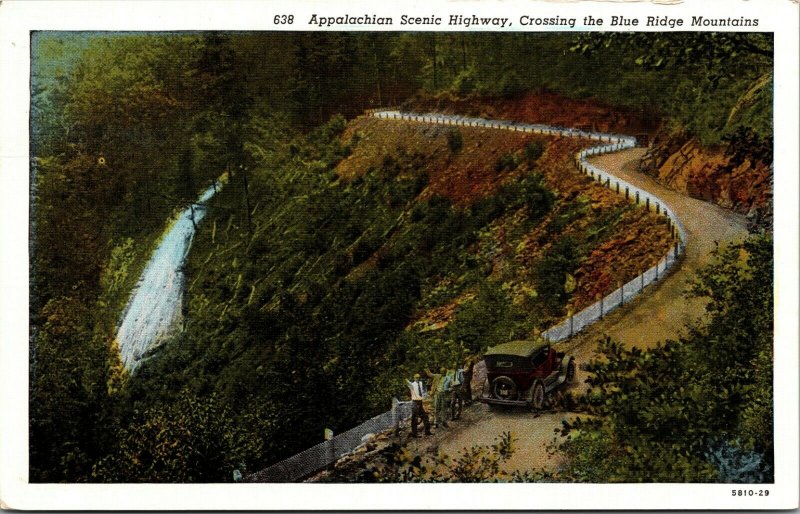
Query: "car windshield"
532 350 548 367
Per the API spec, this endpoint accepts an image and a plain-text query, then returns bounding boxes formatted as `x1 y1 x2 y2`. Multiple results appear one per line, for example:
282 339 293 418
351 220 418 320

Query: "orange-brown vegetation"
569 212 673 309
412 291 476 332
337 115 673 319
339 116 550 205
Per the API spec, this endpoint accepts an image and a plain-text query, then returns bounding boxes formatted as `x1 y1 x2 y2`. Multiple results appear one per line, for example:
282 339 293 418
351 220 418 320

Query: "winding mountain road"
255 111 750 481
412 148 749 475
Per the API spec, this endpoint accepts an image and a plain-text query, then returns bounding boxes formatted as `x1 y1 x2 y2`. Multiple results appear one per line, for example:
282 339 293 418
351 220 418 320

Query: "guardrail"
545 141 686 341
247 109 687 482
245 399 413 482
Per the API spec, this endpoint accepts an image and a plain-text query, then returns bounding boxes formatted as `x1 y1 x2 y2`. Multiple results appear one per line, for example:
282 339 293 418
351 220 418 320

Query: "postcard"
0 0 797 510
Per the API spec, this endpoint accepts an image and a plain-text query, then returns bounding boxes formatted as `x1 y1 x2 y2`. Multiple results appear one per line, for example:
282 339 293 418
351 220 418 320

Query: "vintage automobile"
480 339 576 410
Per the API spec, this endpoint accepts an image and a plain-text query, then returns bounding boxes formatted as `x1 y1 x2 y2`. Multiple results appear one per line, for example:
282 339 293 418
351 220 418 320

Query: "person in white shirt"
405 373 432 437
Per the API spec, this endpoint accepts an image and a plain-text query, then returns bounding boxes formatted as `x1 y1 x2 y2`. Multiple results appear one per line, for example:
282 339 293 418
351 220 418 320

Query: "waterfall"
115 180 222 370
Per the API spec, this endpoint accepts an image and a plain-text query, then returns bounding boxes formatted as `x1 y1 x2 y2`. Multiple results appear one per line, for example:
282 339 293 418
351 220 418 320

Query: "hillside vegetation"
104 114 672 480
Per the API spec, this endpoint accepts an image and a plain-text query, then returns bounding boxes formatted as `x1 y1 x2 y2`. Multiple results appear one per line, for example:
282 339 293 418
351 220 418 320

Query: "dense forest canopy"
30 32 772 482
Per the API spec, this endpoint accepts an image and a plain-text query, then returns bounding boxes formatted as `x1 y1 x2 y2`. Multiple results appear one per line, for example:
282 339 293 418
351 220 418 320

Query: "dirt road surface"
430 148 749 475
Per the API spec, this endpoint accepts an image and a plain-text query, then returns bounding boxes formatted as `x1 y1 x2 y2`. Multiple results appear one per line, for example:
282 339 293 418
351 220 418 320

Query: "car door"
542 348 559 386
531 349 549 380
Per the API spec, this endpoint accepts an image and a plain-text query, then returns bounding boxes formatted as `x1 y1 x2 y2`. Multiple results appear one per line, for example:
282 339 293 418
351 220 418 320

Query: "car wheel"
565 358 576 383
491 376 518 401
531 381 545 411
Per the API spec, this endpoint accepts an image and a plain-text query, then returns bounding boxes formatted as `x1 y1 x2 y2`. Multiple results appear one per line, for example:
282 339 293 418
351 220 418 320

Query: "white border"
1 0 797 510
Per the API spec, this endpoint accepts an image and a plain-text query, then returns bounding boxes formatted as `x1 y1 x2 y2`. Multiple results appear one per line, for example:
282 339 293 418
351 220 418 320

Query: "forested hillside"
105 114 673 480
29 32 772 482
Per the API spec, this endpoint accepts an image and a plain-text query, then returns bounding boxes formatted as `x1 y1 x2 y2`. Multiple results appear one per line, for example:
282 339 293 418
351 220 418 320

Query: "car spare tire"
565 358 576 383
491 376 518 401
531 381 545 411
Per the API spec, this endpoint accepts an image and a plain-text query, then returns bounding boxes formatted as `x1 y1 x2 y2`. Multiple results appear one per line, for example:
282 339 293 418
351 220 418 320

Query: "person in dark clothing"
406 373 431 437
462 356 476 406
450 365 463 420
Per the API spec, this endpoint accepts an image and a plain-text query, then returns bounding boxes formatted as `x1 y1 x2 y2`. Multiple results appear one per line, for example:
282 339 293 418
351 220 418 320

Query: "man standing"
462 356 476 406
450 365 464 420
426 367 450 428
406 373 431 438
450 361 472 419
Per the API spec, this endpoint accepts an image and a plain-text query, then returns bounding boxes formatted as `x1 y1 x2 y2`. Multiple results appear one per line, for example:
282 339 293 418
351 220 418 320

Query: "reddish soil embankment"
406 91 660 136
407 92 772 227
338 117 551 205
639 133 772 222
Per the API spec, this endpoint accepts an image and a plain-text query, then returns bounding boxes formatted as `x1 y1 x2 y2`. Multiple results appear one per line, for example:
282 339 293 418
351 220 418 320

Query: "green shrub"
451 67 478 96
352 235 382 265
445 281 532 354
532 237 580 315
558 236 774 483
497 174 555 219
447 129 464 153
496 70 526 98
524 141 545 165
495 152 520 172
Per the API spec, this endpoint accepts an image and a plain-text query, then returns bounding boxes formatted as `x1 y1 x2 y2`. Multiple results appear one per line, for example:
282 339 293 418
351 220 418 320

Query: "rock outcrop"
639 133 772 231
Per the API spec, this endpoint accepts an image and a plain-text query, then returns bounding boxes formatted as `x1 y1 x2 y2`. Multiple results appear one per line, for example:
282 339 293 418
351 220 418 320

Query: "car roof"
485 339 549 358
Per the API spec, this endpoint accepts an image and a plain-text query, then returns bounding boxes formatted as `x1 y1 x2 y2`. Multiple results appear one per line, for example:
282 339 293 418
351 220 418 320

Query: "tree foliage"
356 432 521 483
92 391 267 482
558 235 773 483
571 33 772 144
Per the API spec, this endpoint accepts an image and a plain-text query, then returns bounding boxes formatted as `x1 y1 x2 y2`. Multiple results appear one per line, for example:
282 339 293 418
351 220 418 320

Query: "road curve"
364 112 749 474
433 148 748 474
370 110 687 345
275 111 750 480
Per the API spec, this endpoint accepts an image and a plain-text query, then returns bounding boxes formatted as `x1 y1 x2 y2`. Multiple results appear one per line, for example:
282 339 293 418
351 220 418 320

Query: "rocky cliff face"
638 132 773 231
